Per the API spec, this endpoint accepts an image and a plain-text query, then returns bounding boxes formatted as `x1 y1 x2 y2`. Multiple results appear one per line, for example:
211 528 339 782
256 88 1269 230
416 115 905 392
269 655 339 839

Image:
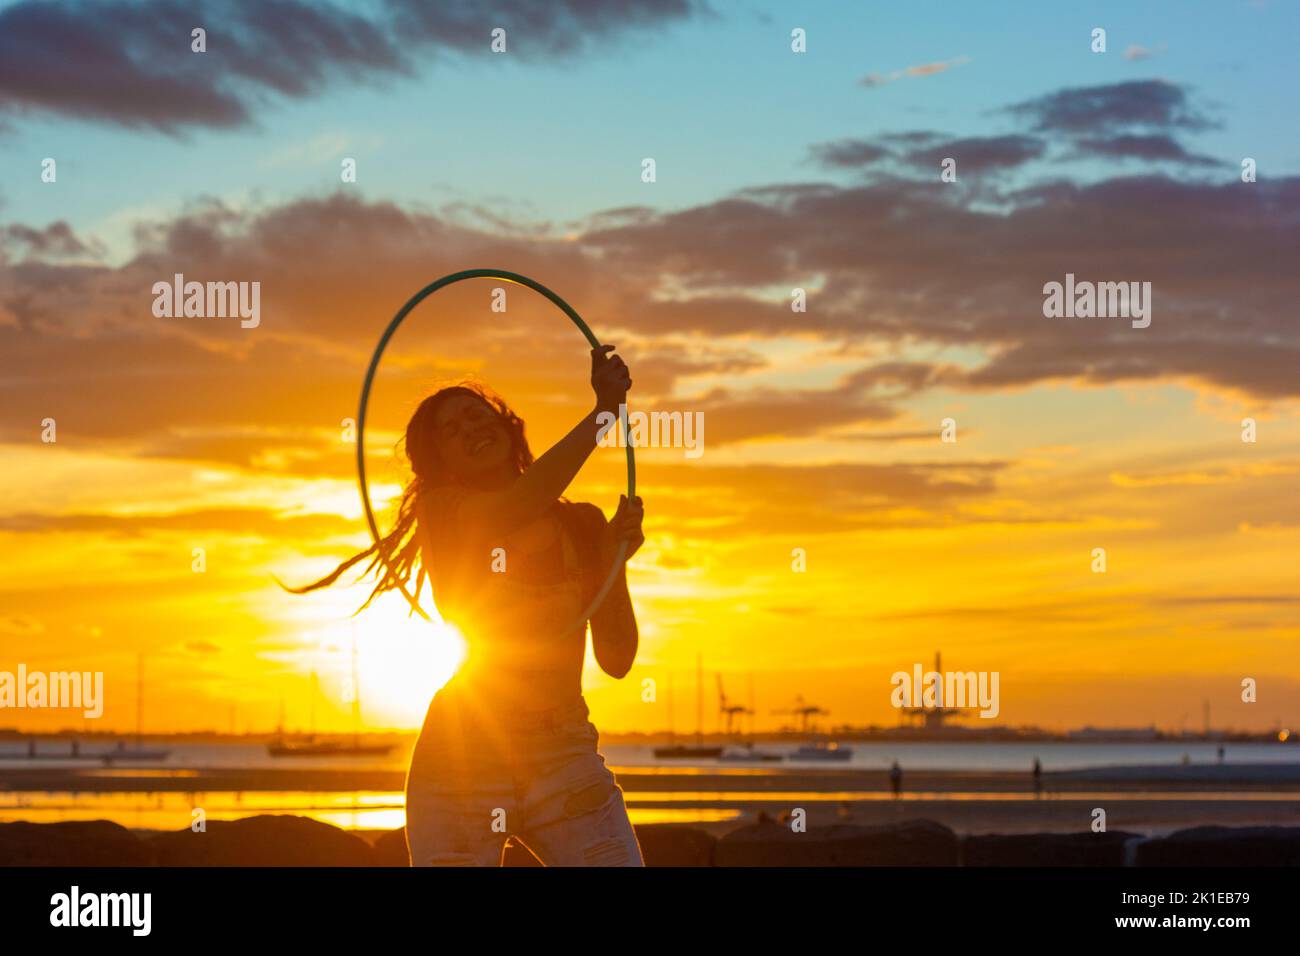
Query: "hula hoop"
356 268 636 636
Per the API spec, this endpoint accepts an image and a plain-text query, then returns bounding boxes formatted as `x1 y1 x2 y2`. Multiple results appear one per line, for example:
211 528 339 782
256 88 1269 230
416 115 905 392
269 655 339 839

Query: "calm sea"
3 739 1294 772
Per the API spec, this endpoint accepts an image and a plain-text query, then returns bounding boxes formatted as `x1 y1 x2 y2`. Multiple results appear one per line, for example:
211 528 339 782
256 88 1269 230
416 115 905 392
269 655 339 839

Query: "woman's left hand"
601 494 644 563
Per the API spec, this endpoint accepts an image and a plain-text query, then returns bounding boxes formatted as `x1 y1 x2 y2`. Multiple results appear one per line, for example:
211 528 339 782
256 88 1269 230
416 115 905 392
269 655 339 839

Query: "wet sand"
675 795 1300 838
3 763 1298 836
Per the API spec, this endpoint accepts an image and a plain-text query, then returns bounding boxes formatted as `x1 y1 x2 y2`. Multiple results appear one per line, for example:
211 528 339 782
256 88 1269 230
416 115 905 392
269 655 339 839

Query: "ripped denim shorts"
404 686 644 867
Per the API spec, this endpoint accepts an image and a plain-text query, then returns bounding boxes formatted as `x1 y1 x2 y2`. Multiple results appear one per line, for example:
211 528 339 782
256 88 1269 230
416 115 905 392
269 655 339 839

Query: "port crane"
717 674 753 736
772 695 829 734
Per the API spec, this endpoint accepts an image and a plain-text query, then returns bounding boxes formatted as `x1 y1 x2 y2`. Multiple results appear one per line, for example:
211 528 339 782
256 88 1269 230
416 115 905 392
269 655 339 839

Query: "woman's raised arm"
458 346 630 537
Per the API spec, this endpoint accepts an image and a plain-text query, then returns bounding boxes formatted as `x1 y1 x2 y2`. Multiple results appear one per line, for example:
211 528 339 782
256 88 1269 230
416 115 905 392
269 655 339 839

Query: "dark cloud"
385 0 704 57
817 83 1216 178
809 134 1045 175
1005 80 1213 134
0 0 706 131
808 139 894 169
1070 133 1220 167
904 134 1046 173
581 169 1300 399
2 221 102 259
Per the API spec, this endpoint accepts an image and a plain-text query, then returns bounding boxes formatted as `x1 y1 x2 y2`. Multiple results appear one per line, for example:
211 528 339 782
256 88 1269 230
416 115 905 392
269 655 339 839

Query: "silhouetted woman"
288 345 644 866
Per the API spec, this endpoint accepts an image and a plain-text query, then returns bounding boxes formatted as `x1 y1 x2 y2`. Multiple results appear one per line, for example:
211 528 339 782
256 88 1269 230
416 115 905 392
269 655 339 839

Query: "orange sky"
2 241 1297 735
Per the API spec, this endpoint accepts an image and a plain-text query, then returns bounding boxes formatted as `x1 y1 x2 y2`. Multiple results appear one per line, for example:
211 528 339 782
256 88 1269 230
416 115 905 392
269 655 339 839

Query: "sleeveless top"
416 486 600 702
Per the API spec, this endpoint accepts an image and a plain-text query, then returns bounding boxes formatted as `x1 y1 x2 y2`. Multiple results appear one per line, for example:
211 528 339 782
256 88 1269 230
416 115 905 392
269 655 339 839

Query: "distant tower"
902 651 965 732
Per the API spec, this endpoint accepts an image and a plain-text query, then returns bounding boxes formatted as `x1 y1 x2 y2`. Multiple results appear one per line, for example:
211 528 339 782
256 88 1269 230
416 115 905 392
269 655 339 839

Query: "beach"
3 750 1300 861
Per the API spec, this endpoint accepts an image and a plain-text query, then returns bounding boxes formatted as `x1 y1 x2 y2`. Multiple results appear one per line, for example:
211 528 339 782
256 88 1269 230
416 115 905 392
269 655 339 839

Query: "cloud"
1069 133 1220 167
1123 44 1164 62
808 139 895 169
810 133 1045 175
1 81 1295 483
903 134 1046 173
1005 79 1212 134
2 222 104 260
860 55 970 88
0 0 706 132
0 507 359 538
639 459 1011 535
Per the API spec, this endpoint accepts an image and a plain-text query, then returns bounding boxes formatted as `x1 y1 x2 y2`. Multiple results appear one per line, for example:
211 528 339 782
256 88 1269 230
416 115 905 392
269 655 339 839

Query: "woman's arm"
459 346 630 538
585 496 643 678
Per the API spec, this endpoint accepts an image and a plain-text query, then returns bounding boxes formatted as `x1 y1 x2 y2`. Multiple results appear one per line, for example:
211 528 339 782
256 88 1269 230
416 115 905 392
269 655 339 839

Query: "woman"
288 345 644 866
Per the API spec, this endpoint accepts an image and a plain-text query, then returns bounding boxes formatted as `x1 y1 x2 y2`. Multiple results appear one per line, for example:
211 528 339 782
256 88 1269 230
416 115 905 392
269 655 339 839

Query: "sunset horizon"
3 1 1298 744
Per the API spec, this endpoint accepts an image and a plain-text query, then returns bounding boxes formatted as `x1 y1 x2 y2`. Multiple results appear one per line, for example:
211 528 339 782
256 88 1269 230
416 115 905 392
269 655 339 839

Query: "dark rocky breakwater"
2 816 1298 866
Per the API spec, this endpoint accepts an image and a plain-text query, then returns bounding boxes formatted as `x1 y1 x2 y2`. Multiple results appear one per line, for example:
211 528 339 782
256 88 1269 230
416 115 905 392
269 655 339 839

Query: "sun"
347 593 468 729
269 547 467 730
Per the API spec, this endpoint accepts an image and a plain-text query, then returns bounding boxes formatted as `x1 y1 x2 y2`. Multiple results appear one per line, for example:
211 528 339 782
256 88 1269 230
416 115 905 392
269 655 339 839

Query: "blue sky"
3 0 1296 262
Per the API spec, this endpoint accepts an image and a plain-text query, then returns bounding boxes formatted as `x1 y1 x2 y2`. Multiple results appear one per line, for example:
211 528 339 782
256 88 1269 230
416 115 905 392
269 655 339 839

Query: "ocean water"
1 738 1296 772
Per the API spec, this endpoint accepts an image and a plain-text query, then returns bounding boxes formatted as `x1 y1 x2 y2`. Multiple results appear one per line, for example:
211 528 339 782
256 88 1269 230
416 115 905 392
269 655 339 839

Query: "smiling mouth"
469 436 493 455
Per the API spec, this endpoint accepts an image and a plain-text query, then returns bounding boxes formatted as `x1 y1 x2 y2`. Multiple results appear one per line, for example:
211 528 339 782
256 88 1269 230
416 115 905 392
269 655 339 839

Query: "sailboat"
778 694 854 761
100 654 171 763
654 654 723 759
268 631 394 757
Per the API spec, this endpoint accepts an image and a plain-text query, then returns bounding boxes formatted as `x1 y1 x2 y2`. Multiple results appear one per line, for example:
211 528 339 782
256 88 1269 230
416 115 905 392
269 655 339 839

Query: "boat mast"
695 652 703 747
749 671 756 739
666 672 674 743
351 625 361 749
135 653 143 749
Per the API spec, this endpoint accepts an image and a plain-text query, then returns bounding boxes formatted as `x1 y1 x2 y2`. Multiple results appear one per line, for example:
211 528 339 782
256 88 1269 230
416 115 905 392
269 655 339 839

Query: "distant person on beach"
288 347 645 866
1217 745 1226 764
889 760 903 798
1032 757 1042 796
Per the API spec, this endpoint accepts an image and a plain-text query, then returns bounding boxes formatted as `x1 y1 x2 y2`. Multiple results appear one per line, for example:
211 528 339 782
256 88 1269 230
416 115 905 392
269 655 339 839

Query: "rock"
0 820 154 866
962 831 1141 866
716 819 958 866
1136 826 1300 866
635 825 716 866
371 827 412 866
149 814 376 866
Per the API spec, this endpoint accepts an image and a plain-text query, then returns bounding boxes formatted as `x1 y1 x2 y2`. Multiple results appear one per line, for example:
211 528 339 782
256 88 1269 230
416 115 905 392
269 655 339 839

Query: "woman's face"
431 392 514 481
